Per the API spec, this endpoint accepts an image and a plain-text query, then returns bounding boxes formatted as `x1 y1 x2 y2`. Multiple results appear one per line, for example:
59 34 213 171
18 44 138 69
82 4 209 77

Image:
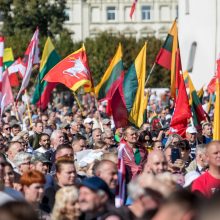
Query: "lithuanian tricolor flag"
183 71 207 128
155 20 179 98
95 43 123 100
213 79 220 140
32 37 60 110
124 43 147 127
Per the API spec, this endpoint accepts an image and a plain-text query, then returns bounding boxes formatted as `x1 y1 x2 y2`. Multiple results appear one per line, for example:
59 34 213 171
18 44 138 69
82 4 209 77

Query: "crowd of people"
0 89 219 220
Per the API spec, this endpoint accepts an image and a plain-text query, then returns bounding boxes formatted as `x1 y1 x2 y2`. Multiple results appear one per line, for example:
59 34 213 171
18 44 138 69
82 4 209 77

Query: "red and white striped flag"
17 28 40 100
0 36 4 87
115 142 126 207
0 71 14 116
129 0 138 19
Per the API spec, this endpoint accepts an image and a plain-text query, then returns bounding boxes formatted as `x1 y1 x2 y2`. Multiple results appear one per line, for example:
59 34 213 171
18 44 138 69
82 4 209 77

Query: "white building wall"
64 0 178 41
178 0 220 89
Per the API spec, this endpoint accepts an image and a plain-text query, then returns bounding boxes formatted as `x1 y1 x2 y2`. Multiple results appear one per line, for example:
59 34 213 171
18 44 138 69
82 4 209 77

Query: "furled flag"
0 71 14 116
155 20 179 99
183 71 207 129
0 36 4 88
32 37 60 110
109 43 148 128
213 78 220 140
170 73 192 137
43 45 93 92
17 28 40 100
115 142 126 207
130 0 138 19
95 43 123 101
3 47 14 70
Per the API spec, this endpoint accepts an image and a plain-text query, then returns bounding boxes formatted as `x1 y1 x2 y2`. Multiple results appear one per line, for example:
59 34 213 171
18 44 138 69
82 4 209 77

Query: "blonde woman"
51 186 80 220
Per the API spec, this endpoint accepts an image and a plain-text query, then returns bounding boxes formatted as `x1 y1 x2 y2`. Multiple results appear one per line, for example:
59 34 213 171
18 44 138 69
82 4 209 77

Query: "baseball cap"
102 118 111 125
59 122 70 129
80 176 112 197
84 118 93 124
31 152 51 164
186 126 197 134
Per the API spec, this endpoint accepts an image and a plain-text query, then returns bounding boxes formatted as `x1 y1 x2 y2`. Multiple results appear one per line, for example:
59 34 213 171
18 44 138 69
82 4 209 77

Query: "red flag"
43 45 93 92
107 72 128 128
170 73 192 137
0 71 14 115
207 76 216 94
129 0 138 19
0 36 4 90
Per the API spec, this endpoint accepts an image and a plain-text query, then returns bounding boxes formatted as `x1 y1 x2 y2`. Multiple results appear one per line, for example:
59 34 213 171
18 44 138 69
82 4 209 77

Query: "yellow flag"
213 79 220 140
129 43 147 128
3 48 14 63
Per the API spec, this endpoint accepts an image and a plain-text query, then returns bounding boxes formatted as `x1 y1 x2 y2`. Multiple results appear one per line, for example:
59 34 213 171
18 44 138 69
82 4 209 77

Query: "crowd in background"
0 89 219 220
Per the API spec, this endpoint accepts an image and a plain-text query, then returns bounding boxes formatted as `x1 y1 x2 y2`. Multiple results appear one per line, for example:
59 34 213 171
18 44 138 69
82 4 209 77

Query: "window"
91 7 100 23
141 6 151 20
160 6 170 21
185 0 190 15
176 5 179 18
187 42 197 72
124 6 131 21
107 7 116 21
64 8 70 22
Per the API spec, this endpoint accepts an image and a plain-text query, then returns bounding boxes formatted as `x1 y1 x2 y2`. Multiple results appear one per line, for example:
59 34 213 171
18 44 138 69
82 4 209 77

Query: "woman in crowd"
20 170 49 220
3 162 15 188
51 186 80 220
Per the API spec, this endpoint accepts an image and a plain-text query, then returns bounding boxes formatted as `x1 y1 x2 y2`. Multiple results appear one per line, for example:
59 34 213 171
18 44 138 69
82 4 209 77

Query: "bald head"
205 141 220 169
144 150 168 175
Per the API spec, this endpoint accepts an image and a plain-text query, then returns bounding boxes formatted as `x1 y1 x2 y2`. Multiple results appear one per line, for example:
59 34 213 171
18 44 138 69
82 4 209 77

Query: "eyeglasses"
105 136 113 139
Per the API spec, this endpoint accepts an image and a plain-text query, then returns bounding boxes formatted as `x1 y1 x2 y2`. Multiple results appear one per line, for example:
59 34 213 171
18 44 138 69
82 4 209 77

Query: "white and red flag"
129 0 138 19
17 28 40 100
0 71 14 116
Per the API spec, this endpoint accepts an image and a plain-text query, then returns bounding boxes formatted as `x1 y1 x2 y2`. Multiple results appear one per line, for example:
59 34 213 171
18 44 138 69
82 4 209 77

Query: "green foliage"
0 0 170 88
84 32 169 88
0 0 67 36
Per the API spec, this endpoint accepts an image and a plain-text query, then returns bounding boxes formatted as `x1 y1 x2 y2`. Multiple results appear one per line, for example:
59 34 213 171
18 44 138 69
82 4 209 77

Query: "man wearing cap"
186 126 199 160
30 152 54 190
59 122 71 143
79 176 122 220
83 118 93 141
102 118 112 130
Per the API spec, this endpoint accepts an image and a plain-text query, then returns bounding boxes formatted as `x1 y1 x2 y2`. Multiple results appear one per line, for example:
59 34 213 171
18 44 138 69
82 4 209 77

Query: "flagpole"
90 92 104 132
24 90 33 127
72 91 83 112
145 63 156 87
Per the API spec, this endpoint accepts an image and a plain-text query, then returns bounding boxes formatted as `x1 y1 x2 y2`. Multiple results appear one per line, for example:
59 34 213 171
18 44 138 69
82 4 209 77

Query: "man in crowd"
79 176 122 219
42 158 76 212
93 159 118 193
192 141 220 197
144 150 168 174
6 141 24 170
120 126 148 180
202 122 213 144
29 121 44 149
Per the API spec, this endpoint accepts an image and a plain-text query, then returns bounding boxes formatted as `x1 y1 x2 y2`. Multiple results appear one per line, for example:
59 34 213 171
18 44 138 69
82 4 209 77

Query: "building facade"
64 0 178 41
178 0 220 89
